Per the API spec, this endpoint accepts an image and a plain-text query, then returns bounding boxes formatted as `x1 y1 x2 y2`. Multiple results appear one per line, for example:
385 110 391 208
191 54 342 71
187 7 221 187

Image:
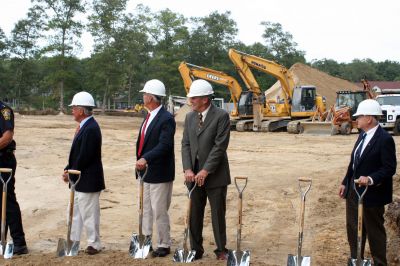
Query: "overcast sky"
1 0 399 63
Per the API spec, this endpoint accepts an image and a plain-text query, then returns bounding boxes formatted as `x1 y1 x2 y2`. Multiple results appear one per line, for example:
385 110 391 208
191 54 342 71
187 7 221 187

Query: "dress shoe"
13 245 29 255
194 251 203 260
85 246 99 255
215 249 228 260
152 247 170 257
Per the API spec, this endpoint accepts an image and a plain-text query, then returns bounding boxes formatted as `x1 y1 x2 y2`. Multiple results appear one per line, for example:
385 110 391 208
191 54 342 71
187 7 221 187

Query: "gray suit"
181 104 231 256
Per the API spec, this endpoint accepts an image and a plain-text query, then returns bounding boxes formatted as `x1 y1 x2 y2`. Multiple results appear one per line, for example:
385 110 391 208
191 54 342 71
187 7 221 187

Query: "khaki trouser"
70 191 102 250
142 181 173 248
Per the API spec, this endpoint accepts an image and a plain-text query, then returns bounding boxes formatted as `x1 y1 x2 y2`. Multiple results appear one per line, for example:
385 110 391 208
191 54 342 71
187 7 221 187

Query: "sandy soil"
2 114 399 265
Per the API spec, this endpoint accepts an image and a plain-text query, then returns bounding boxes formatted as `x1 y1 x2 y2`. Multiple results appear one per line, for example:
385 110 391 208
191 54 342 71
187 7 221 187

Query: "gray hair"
150 94 162 104
81 106 93 116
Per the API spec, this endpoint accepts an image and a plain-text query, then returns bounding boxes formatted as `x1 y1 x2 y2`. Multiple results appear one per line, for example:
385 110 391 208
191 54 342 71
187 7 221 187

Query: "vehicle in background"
376 94 400 135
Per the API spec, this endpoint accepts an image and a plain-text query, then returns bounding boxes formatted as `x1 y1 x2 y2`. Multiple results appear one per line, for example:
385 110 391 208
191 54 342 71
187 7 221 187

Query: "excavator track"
261 119 291 132
287 120 304 134
235 120 254 132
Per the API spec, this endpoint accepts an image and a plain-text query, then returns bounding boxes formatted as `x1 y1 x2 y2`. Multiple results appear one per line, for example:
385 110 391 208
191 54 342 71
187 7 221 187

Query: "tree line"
1 0 399 111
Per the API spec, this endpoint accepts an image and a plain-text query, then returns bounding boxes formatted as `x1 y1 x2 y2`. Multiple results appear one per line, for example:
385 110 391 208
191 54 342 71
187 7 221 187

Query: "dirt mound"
174 104 191 126
266 63 360 107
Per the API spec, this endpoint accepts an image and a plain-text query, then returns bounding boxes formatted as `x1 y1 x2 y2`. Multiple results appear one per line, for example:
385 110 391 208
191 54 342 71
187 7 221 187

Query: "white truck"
376 94 400 135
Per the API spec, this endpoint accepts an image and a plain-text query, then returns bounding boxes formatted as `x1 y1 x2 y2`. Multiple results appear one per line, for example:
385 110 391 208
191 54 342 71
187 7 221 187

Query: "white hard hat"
139 79 166 97
353 99 383 117
187 79 214 97
69 91 95 107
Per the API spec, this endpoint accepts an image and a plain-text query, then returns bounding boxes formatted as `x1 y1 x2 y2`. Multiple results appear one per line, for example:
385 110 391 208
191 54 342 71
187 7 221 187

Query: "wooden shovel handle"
67 169 81 175
298 177 312 182
0 168 12 173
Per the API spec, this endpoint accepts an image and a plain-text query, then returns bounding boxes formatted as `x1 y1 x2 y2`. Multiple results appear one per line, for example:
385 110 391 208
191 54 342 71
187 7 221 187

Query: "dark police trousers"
0 152 26 247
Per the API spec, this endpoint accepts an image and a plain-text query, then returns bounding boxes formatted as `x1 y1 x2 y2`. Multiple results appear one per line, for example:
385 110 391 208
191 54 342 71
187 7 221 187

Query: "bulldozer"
228 49 326 133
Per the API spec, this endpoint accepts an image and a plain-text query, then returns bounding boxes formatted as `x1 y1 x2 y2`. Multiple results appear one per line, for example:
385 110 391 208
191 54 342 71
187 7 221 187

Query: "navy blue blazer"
66 117 105 193
342 126 396 207
136 106 175 183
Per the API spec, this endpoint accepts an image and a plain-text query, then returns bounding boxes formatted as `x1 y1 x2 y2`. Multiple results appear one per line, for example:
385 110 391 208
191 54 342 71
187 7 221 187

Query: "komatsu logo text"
251 61 266 69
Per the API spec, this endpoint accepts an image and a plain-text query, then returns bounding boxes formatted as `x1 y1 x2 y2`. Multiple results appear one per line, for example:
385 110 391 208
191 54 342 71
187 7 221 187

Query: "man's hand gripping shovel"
348 179 372 266
0 168 14 259
57 169 81 257
129 167 152 259
227 177 250 266
173 182 197 263
287 177 312 266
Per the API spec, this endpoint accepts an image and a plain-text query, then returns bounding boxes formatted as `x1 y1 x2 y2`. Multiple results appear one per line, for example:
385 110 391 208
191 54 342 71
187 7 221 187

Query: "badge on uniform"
1 108 11 121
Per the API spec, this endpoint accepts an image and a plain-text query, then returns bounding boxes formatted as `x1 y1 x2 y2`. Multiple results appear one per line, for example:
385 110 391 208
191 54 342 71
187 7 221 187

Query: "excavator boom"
178 61 245 117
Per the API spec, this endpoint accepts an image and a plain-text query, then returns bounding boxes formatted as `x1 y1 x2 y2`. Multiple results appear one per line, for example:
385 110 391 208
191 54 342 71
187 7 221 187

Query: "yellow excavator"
178 61 255 124
228 48 326 133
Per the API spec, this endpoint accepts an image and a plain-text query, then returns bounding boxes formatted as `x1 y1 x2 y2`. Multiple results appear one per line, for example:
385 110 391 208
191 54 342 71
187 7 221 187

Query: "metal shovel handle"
353 179 369 200
234 177 248 252
66 169 81 189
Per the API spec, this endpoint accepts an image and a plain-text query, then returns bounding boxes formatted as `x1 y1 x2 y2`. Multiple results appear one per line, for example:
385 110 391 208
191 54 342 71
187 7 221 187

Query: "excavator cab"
237 91 255 118
335 91 368 117
291 86 317 113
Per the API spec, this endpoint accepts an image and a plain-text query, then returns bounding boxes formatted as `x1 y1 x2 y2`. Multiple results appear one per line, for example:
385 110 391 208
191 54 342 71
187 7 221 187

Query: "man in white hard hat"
339 99 396 265
181 79 231 260
62 91 105 255
136 79 175 257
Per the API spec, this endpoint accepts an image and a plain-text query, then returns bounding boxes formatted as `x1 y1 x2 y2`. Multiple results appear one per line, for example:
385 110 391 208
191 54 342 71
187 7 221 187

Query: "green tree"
33 0 85 112
261 21 305 67
87 0 128 110
341 59 379 82
376 60 400 81
310 58 344 78
8 6 44 109
148 8 189 96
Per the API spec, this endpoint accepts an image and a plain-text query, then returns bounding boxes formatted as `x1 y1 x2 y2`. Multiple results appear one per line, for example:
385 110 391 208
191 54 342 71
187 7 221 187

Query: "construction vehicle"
178 61 254 127
228 49 326 133
301 91 368 134
376 94 400 135
301 79 375 135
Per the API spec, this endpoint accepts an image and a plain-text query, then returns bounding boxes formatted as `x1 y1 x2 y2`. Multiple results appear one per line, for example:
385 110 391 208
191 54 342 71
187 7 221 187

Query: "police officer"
0 100 28 255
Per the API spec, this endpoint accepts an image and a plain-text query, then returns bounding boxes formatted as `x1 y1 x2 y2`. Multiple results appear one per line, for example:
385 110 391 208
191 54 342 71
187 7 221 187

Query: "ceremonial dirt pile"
4 114 400 265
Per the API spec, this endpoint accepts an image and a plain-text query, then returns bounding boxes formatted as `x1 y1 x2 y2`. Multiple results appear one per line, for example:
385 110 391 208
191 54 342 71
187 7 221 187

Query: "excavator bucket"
300 121 337 135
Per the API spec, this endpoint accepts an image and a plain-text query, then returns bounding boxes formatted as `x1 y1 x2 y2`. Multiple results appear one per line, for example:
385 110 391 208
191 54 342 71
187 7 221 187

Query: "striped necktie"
354 132 367 168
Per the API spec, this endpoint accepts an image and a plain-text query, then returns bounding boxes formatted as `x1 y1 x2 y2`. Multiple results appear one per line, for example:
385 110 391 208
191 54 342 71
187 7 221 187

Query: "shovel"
348 179 372 266
56 169 81 257
227 177 250 266
129 167 152 259
287 177 312 266
0 168 14 259
173 182 197 263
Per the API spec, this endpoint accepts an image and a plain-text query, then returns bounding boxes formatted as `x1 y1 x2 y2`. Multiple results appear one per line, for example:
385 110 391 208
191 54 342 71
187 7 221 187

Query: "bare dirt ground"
2 114 399 265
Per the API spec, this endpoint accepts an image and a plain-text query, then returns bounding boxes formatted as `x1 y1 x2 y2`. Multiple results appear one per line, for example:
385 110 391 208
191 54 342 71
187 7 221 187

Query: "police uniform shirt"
0 101 16 151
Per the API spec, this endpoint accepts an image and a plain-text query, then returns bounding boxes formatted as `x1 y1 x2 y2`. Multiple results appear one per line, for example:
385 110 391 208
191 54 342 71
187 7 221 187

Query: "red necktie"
138 113 150 157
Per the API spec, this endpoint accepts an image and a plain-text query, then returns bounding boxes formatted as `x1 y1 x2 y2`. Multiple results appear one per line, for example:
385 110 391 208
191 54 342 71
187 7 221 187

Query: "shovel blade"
348 258 372 266
129 233 152 259
173 248 196 263
287 255 311 266
227 250 250 266
56 238 80 257
0 242 14 259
